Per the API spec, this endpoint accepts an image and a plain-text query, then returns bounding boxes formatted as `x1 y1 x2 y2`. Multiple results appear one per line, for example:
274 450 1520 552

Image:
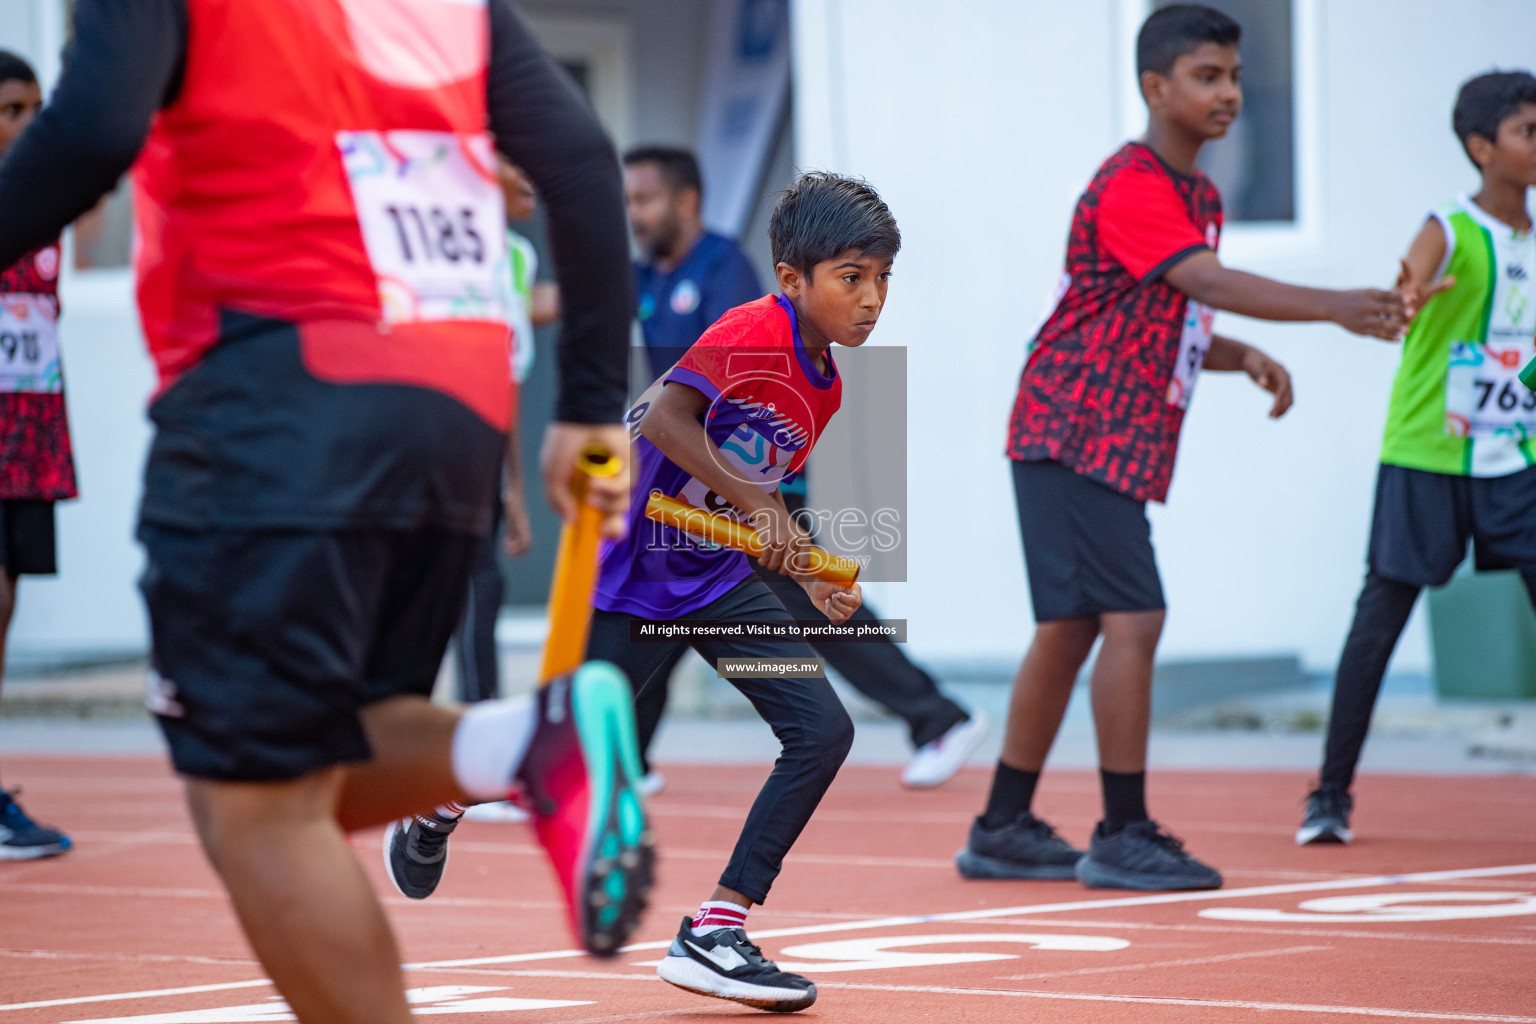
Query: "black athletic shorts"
1012 458 1166 622
1368 463 1536 587
0 499 57 576
139 524 479 781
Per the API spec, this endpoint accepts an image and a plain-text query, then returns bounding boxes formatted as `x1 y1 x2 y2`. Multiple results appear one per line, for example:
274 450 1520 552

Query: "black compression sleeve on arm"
487 0 631 424
0 0 186 270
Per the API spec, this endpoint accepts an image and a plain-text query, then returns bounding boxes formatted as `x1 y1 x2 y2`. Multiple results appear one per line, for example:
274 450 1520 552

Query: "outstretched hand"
1395 258 1457 326
1332 288 1406 341
1241 348 1294 418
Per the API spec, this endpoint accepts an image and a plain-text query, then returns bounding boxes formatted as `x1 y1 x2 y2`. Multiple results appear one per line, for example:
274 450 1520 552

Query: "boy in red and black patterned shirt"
0 50 75 860
957 5 1406 891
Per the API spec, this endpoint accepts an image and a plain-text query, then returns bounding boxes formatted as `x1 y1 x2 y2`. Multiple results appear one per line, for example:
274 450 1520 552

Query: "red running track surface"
2 755 1535 1023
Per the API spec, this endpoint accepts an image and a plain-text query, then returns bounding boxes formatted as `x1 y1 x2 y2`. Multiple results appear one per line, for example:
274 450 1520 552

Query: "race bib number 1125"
338 130 511 326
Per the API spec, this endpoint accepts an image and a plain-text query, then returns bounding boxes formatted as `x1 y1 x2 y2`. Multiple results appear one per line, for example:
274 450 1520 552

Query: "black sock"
1100 770 1148 834
980 762 1039 828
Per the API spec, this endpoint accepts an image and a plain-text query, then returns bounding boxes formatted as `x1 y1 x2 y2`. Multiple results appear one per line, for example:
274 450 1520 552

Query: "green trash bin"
1427 565 1536 699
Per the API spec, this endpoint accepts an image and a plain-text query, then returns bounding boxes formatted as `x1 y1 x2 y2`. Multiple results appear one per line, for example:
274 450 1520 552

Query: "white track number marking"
772 932 1129 973
64 987 591 1024
1201 890 1536 924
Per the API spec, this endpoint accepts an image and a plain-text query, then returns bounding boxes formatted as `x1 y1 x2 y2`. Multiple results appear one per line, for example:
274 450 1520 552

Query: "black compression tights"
1319 573 1419 791
1321 568 1536 790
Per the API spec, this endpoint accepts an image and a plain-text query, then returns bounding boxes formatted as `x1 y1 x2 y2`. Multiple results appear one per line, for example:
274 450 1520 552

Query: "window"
1153 0 1295 224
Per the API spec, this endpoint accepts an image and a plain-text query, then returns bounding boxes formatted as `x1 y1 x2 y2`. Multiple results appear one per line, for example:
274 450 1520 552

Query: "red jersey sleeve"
665 296 784 402
1096 164 1210 281
666 316 742 403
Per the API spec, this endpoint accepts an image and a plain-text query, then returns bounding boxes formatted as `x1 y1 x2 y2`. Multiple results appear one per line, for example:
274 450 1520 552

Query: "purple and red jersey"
1007 142 1223 504
0 241 77 501
596 294 842 619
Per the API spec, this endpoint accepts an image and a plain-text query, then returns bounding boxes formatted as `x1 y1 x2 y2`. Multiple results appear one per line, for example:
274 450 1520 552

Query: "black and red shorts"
139 524 479 782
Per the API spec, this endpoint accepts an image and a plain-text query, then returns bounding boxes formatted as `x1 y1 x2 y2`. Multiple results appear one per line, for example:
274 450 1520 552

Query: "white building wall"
4 1 155 662
792 0 1536 673
7 0 1536 673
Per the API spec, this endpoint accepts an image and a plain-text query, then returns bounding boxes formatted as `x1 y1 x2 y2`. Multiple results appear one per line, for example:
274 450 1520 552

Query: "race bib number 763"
1445 342 1536 438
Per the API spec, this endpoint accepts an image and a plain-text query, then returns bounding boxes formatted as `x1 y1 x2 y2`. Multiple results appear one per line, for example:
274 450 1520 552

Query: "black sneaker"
0 790 71 861
955 813 1083 880
1075 820 1222 890
382 808 462 899
657 916 816 1013
1296 784 1353 846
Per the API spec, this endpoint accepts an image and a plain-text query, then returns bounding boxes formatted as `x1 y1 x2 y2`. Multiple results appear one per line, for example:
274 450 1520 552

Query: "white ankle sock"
691 900 749 935
451 698 535 802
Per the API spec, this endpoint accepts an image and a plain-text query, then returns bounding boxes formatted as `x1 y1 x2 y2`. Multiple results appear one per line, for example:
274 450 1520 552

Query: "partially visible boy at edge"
1298 70 1536 847
593 172 896 1013
0 50 75 861
958 4 1407 891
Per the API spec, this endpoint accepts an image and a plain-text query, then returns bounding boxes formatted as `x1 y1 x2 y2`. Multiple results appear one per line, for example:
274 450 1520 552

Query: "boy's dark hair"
0 50 38 88
1453 70 1536 167
622 146 702 196
769 172 900 276
1136 4 1241 77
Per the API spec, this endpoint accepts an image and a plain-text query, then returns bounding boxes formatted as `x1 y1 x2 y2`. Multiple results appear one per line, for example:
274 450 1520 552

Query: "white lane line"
409 968 659 983
58 820 1536 850
406 861 1536 969
8 967 1529 1022
0 949 258 968
818 982 1536 1022
35 833 957 870
647 804 1536 844
8 862 1535 1011
0 980 275 1013
999 943 1328 981
0 881 566 912
0 882 223 899
975 916 1536 947
0 831 172 886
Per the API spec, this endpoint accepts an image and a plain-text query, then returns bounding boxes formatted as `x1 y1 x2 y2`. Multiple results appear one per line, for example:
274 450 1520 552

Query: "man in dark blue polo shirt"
625 146 762 378
621 147 986 792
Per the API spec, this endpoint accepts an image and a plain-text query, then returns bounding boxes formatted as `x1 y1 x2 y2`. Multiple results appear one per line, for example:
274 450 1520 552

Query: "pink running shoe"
516 661 654 956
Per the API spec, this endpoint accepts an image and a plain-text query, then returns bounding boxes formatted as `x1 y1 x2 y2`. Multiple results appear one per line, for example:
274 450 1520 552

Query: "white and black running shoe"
1296 784 1353 845
1076 820 1222 891
657 916 817 1013
382 808 461 899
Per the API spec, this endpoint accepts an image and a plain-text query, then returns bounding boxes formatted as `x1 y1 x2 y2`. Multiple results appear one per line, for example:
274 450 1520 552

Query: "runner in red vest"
0 3 648 1021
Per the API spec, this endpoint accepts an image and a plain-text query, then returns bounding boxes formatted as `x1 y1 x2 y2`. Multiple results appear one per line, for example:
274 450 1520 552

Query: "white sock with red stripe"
433 802 466 822
691 900 749 935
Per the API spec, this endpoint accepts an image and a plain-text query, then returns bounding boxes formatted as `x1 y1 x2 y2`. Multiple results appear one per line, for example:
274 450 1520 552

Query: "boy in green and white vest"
1299 71 1536 846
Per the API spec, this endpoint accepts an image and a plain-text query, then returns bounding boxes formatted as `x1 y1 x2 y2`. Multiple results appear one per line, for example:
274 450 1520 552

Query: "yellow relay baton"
539 445 625 683
644 491 861 586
